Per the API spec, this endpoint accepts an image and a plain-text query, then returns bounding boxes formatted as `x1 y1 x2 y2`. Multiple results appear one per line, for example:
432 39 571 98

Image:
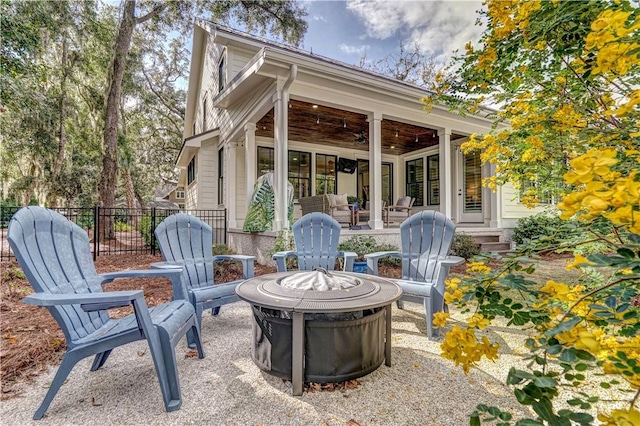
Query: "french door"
457 150 483 222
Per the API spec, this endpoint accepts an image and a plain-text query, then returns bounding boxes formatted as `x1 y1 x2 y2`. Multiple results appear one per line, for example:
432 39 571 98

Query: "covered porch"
207 29 503 234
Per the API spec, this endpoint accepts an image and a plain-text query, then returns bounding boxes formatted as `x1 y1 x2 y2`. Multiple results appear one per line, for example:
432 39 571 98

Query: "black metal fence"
0 206 227 261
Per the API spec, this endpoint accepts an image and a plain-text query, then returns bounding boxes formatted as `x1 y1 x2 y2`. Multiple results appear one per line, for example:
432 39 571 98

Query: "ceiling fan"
353 130 369 144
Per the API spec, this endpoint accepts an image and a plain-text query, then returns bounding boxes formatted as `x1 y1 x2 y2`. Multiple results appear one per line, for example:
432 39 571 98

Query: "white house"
177 20 543 256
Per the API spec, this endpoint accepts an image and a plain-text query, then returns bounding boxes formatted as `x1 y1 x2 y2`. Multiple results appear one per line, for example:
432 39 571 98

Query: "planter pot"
353 261 368 274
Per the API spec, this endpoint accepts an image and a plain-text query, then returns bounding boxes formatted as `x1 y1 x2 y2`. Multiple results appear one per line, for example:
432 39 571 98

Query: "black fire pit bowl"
252 305 385 383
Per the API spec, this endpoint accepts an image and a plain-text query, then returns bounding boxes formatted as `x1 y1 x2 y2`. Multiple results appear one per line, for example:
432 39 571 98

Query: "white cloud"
311 15 327 22
346 0 485 62
339 43 370 55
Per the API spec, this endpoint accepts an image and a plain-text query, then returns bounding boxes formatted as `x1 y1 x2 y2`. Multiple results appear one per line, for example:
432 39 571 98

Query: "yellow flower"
575 330 601 354
467 314 491 330
597 408 640 426
565 254 594 270
433 312 450 329
467 261 491 274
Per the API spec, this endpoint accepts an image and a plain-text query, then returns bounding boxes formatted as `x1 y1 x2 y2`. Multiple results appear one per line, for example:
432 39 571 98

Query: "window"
316 154 337 195
427 154 440 205
257 146 274 176
187 156 196 185
202 96 207 130
218 56 226 93
218 148 224 205
175 190 185 200
406 158 424 206
289 150 311 200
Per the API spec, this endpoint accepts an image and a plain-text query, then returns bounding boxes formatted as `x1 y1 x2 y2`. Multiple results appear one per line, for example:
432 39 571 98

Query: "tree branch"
135 3 168 25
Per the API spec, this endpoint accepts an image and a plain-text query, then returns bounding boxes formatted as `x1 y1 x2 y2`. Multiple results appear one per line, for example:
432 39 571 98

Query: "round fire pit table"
236 269 402 396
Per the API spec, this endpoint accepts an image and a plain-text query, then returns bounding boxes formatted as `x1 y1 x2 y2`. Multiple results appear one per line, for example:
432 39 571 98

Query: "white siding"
234 147 248 226
229 47 256 76
501 182 548 227
197 139 218 208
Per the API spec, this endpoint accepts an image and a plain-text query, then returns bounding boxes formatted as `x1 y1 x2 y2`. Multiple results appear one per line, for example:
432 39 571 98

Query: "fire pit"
236 269 402 395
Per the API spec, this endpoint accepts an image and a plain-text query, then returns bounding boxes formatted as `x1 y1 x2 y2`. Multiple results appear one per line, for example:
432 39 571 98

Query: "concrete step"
479 241 512 253
472 235 501 243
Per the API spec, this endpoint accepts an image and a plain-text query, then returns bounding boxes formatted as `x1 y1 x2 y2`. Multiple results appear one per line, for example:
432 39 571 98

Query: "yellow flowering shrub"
427 0 640 423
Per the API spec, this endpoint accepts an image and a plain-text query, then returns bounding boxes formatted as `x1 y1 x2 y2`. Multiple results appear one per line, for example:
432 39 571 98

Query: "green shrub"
138 215 156 248
450 233 481 259
511 211 569 247
114 221 132 232
339 235 399 265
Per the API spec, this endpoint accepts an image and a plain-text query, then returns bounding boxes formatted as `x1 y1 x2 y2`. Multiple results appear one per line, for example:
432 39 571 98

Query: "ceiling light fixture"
415 135 419 143
316 115 320 124
395 129 399 138
343 118 347 128
312 105 318 109
390 145 395 149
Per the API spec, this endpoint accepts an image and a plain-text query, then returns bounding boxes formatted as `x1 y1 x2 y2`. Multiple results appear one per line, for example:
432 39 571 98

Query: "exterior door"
458 150 483 222
357 160 392 209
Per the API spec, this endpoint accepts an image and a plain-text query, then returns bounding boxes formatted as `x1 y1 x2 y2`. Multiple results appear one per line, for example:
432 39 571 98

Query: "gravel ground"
0 300 627 425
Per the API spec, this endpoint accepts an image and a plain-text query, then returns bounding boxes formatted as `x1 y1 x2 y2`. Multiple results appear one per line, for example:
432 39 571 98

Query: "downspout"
275 64 297 231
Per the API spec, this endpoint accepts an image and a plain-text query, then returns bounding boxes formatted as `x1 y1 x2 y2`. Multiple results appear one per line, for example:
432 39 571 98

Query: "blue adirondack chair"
7 206 204 420
273 212 356 272
365 210 464 338
154 213 255 343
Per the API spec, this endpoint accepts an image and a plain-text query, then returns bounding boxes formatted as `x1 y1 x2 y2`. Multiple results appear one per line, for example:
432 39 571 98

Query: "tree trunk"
49 34 69 208
98 0 136 240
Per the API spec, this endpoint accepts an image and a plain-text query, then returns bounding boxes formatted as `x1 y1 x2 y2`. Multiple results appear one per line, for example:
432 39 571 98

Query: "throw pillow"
398 197 411 207
336 193 349 211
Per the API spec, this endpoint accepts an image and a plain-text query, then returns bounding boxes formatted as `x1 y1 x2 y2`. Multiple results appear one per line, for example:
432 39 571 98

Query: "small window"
175 190 185 200
406 158 424 206
427 154 440 205
316 154 337 195
187 156 196 185
218 147 224 205
218 56 226 93
289 150 311 200
257 146 274 176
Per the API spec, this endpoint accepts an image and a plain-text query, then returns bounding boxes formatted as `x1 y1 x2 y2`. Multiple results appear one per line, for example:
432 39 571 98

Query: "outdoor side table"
236 270 402 396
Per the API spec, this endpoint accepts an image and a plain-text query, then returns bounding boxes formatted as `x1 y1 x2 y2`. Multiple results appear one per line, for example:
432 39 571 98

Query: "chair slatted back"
400 211 456 282
7 207 110 344
293 213 341 271
155 214 214 289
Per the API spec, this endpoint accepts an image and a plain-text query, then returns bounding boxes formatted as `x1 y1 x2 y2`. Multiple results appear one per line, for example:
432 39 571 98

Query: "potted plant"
338 235 379 273
347 195 363 211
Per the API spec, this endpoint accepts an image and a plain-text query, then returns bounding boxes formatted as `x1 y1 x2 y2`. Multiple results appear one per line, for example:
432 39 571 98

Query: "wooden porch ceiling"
255 100 465 155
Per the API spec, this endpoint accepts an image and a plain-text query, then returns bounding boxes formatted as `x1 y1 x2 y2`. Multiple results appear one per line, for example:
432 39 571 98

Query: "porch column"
273 66 297 231
368 111 384 229
272 88 287 231
227 142 238 228
439 128 453 219
244 123 257 215
489 163 503 228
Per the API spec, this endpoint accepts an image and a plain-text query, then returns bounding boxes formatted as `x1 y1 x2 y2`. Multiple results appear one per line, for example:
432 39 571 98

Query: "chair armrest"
338 251 357 272
364 251 401 275
440 256 465 266
24 290 144 310
273 251 297 272
101 268 188 301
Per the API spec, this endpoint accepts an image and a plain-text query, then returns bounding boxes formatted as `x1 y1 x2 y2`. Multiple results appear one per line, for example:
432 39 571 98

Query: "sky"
299 0 486 69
